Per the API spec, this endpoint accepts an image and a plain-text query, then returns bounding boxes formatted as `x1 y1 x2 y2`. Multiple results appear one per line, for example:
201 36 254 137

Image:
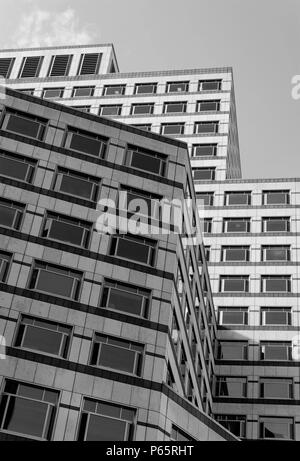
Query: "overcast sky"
0 0 299 179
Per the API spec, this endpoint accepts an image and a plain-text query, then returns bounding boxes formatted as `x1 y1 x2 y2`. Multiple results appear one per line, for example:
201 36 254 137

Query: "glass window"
261 276 291 292
18 89 35 96
260 342 292 361
259 417 294 440
262 217 290 232
53 168 99 202
222 246 250 261
261 308 291 326
197 192 214 206
216 377 247 398
1 110 47 141
0 380 59 440
263 190 289 205
125 145 167 176
0 151 36 183
192 144 217 157
73 106 91 113
0 57 15 78
218 341 248 360
132 124 152 132
193 168 215 180
163 102 187 113
160 123 185 135
166 82 189 93
77 398 135 441
199 80 222 91
99 105 122 116
219 308 248 326
77 53 101 75
48 55 72 77
216 415 246 438
131 104 154 115
261 246 290 261
194 122 219 134
120 186 161 220
64 128 107 158
203 218 212 233
135 83 157 94
15 315 72 358
18 56 43 78
109 234 156 266
220 276 249 292
260 378 293 399
100 280 150 318
197 100 220 112
224 218 250 233
90 333 143 375
103 85 126 96
205 246 210 261
0 252 11 282
41 212 92 248
42 88 64 99
29 261 82 300
225 192 251 206
72 86 95 98
0 199 24 230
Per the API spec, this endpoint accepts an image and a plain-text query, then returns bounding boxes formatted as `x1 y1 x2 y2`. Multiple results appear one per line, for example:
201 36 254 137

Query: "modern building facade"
0 86 236 441
0 43 299 441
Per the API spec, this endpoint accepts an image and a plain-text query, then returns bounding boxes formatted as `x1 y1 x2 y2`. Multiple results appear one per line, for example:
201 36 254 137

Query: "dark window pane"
0 156 29 181
226 220 248 232
264 311 289 325
85 414 127 441
219 343 246 360
73 87 94 97
48 220 84 246
193 145 216 156
261 380 291 398
135 84 156 94
69 133 104 157
263 345 289 360
116 239 149 264
22 326 62 355
5 114 41 139
59 175 94 200
0 205 16 227
162 124 184 135
108 289 143 316
36 270 74 298
265 279 288 292
221 311 246 325
4 397 48 438
104 86 125 96
227 194 250 205
223 279 247 292
265 192 288 205
265 220 288 232
130 151 161 175
265 248 288 261
224 248 248 261
99 344 136 373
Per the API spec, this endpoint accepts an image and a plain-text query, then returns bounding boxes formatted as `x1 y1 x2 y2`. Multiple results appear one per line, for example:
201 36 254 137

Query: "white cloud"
12 8 99 48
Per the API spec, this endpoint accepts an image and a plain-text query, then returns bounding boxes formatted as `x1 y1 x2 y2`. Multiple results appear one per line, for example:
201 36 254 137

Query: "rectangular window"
166 81 189 93
263 190 289 205
120 185 161 220
203 218 212 233
259 417 294 440
260 378 293 399
261 276 291 293
222 246 250 261
261 308 291 326
73 106 91 113
0 57 15 78
197 192 214 206
220 276 249 293
193 168 215 180
0 380 59 440
100 280 150 318
132 124 152 132
0 150 36 183
217 341 248 360
18 89 35 96
64 128 107 158
260 342 292 361
99 105 122 116
194 122 219 134
48 54 72 77
205 246 210 262
53 168 99 202
135 83 157 95
90 333 143 375
29 261 82 300
0 199 24 230
197 100 220 112
77 398 135 441
223 218 250 233
192 144 217 157
215 377 247 398
261 245 290 261
219 308 248 326
163 102 187 113
77 53 101 75
131 103 154 115
199 80 222 91
262 217 290 232
225 191 251 206
125 145 167 176
160 123 185 135
15 315 72 358
110 234 156 266
41 212 92 249
42 88 64 99
0 251 11 282
103 85 126 96
18 56 43 78
72 86 95 98
1 110 47 141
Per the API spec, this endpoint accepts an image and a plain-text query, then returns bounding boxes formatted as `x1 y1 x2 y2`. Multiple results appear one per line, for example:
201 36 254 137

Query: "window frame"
109 234 157 267
261 307 292 326
0 150 36 183
99 105 122 116
72 86 95 98
259 417 294 440
134 83 157 95
166 81 189 93
221 246 250 262
18 56 43 79
1 109 47 141
0 57 15 79
220 276 249 293
262 217 290 233
163 101 187 114
41 211 92 249
225 191 251 206
124 145 167 177
192 144 217 157
53 167 100 202
47 54 72 77
64 127 108 159
217 341 248 361
42 88 65 99
223 218 251 233
194 121 219 134
218 308 248 326
198 80 222 91
261 245 290 262
260 342 292 361
215 376 247 398
197 99 221 112
193 168 215 181
77 53 102 76
130 103 155 115
261 276 291 293
103 85 126 96
160 123 185 135
0 251 12 282
260 378 293 399
0 199 25 230
263 190 290 205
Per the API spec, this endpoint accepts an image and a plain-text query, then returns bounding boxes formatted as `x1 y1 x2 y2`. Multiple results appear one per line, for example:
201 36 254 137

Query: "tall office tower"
0 43 299 441
0 86 237 441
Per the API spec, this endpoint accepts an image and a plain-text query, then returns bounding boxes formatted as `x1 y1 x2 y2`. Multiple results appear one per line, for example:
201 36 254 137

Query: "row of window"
219 275 293 293
216 415 294 440
218 307 293 326
198 190 290 206
203 217 292 233
217 340 295 361
215 376 295 399
206 245 292 262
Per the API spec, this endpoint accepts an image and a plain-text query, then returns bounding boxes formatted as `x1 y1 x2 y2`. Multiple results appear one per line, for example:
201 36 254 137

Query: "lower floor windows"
259 417 294 440
215 415 246 438
0 380 59 440
77 398 136 441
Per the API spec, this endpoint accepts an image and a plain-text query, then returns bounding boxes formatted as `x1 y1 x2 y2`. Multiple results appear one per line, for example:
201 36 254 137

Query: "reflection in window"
259 417 294 440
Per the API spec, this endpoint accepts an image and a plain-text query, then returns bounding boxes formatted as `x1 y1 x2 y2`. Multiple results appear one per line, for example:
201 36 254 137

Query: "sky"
0 0 299 179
